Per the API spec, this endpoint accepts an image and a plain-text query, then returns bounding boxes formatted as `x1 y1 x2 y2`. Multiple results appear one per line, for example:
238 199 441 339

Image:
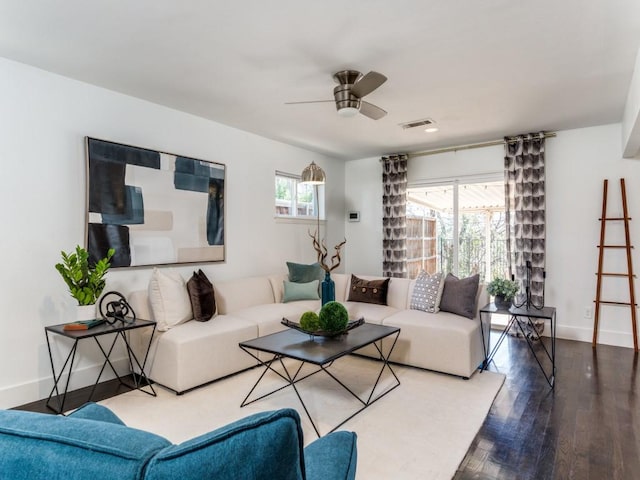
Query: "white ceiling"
1 1 640 160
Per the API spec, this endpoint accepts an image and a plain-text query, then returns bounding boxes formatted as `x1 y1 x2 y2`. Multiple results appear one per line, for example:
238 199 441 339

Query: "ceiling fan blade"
284 100 334 105
360 101 387 120
351 71 387 98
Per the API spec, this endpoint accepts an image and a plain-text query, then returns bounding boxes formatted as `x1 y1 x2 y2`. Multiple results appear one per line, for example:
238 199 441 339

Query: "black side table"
45 317 157 413
479 303 557 388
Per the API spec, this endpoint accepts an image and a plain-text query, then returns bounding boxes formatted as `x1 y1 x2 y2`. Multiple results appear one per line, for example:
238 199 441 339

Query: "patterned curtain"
504 133 546 310
382 154 408 278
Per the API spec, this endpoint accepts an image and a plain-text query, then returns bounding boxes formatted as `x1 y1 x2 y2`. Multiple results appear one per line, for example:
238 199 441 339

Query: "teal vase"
321 271 335 306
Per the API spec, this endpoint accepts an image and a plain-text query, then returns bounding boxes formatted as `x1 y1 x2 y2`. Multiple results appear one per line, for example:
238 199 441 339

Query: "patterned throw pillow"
410 271 444 313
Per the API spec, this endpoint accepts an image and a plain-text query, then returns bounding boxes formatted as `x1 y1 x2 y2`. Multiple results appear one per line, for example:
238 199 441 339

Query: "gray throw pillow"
410 271 444 313
438 273 480 319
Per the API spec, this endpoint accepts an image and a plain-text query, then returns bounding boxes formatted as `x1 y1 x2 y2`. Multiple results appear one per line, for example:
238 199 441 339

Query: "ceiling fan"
286 70 388 120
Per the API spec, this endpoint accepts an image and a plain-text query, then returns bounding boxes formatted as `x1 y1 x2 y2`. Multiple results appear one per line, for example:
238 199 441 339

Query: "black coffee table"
239 323 401 437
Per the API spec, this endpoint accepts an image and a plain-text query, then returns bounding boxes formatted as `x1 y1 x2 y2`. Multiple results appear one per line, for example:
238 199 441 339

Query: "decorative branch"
329 238 347 272
308 230 347 273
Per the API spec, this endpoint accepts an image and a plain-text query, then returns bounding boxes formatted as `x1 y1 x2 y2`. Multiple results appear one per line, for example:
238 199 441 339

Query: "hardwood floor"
454 332 640 480
14 332 640 479
13 376 138 414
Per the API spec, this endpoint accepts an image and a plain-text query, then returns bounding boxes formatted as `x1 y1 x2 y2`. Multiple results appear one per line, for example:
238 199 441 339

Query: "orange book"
63 319 105 331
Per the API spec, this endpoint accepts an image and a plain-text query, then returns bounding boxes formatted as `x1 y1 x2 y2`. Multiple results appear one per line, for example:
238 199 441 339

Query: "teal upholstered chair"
0 404 357 480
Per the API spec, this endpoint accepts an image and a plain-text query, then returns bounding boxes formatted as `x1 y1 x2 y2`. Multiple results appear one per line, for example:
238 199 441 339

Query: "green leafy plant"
487 277 519 300
300 311 320 332
318 301 349 332
55 246 115 305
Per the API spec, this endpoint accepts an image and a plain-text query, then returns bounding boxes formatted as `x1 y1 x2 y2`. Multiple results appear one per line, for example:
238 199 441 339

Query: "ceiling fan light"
300 161 326 184
338 106 359 118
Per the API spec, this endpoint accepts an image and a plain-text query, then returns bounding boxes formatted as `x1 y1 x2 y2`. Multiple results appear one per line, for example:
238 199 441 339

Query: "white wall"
546 123 640 348
344 157 384 276
622 46 640 158
344 124 640 350
0 57 345 408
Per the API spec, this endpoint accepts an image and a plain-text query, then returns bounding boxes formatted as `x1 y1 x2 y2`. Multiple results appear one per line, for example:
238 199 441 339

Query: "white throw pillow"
148 268 193 331
410 271 444 313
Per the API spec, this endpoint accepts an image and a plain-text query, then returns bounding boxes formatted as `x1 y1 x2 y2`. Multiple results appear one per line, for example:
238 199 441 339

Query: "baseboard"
555 324 637 350
492 321 636 349
0 356 132 410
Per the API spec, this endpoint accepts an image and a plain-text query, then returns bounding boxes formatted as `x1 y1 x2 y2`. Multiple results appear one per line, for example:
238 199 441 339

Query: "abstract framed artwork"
85 137 225 268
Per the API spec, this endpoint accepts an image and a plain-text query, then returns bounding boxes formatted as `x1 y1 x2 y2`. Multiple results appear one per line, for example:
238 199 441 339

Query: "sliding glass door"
407 176 507 282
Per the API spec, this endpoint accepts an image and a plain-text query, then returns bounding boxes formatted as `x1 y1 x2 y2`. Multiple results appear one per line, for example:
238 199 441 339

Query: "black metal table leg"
239 329 401 437
46 333 79 414
44 318 157 413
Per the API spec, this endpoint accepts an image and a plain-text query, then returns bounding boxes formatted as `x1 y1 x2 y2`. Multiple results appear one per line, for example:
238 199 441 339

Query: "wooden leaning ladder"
593 178 638 352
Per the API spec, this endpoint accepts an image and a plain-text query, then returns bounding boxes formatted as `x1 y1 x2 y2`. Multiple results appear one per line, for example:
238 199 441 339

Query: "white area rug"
99 356 504 480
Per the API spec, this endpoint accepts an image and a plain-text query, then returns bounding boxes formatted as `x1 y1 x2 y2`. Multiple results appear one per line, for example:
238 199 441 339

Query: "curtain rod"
408 132 557 158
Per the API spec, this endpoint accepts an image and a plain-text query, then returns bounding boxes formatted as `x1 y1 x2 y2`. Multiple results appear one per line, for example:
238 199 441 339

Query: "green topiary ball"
300 311 320 332
319 301 349 332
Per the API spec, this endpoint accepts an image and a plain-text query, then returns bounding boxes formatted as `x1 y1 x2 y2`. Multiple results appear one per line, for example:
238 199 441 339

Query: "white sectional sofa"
129 272 489 394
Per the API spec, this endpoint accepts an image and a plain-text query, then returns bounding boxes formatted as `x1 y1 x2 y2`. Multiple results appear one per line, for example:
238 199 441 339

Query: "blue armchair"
0 404 357 480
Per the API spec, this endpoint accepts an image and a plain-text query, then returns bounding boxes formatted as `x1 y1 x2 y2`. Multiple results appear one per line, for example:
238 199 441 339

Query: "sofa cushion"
341 302 399 325
144 409 306 480
410 271 444 313
331 273 350 302
283 280 320 303
214 276 275 315
382 309 484 377
347 275 390 305
148 268 193 331
0 409 170 480
232 302 320 336
439 273 480 319
145 315 258 393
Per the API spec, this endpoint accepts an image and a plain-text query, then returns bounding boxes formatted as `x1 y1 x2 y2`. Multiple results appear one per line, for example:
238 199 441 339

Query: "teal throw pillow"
287 262 324 284
282 280 320 303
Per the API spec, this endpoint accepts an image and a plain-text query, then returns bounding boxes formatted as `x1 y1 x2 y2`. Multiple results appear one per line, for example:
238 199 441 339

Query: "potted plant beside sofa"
55 245 115 320
487 276 519 309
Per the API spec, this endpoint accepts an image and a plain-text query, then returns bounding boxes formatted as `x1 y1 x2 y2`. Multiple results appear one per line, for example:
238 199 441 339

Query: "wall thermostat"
348 211 360 222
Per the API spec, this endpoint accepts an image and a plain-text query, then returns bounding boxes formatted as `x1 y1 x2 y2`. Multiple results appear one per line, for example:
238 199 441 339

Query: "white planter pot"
77 304 96 322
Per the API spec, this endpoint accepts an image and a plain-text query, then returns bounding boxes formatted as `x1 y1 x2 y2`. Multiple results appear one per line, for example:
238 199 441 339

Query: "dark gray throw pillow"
438 273 480 319
186 269 216 322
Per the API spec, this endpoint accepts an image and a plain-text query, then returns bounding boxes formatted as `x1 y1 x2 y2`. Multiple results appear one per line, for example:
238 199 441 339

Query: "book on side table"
63 319 106 331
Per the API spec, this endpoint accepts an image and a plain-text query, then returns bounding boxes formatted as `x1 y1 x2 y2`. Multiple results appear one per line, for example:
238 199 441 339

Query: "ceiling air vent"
400 118 435 129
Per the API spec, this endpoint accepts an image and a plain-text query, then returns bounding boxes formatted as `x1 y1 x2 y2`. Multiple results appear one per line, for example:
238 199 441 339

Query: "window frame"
274 171 324 221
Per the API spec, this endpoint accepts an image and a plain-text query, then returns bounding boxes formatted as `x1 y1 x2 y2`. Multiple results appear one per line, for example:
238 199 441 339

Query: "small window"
275 172 321 218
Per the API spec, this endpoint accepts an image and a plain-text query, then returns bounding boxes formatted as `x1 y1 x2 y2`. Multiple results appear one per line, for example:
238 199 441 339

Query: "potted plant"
55 246 115 320
487 277 519 309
